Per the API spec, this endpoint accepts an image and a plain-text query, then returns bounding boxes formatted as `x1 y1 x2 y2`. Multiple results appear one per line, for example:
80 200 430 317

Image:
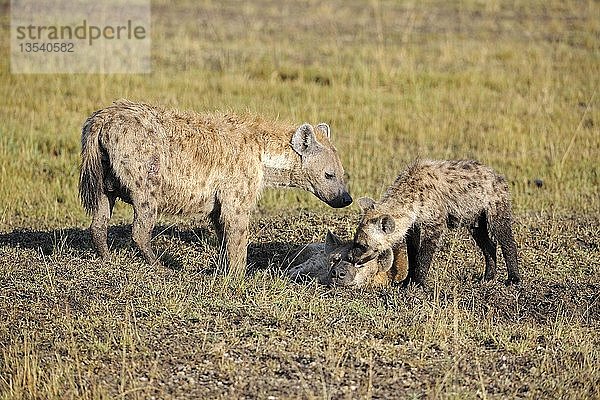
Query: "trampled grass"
0 0 599 398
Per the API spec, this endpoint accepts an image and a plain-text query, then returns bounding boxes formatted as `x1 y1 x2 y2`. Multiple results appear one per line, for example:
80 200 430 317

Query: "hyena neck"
261 148 303 188
395 214 418 243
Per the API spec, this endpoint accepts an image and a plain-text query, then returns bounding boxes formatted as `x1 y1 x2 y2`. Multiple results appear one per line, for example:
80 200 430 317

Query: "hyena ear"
377 248 394 272
315 123 331 139
325 230 344 246
380 215 395 234
291 123 317 155
357 197 375 211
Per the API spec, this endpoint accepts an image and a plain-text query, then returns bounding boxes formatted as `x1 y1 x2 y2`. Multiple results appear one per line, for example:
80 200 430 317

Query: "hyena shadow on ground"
0 226 96 256
0 224 210 260
0 224 303 273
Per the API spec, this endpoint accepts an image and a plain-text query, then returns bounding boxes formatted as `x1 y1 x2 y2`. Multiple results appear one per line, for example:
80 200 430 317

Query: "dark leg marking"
403 224 421 287
209 197 225 249
471 212 497 281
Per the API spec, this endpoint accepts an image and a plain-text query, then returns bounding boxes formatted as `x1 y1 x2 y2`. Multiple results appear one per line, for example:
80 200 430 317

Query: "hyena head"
351 197 398 263
330 248 394 287
324 230 353 270
291 123 352 208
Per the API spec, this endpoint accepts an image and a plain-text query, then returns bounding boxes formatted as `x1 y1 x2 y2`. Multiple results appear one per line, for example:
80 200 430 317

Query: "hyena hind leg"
489 208 521 285
90 192 116 260
131 198 159 265
470 213 497 281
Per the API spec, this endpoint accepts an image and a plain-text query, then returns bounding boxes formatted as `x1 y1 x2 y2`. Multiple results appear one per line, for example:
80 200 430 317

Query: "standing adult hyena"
79 99 352 275
351 159 521 286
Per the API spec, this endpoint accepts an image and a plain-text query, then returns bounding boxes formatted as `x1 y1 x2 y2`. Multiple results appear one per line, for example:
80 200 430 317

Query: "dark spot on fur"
148 155 160 175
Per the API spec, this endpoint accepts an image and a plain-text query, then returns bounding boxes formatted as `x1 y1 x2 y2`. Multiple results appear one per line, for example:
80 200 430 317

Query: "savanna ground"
0 0 599 398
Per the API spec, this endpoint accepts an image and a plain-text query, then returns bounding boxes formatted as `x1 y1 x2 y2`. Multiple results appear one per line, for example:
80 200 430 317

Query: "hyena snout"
328 191 353 208
314 171 352 208
311 178 352 208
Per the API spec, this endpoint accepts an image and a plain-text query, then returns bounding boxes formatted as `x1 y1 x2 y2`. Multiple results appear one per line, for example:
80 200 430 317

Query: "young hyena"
286 231 408 288
350 159 521 286
79 99 352 276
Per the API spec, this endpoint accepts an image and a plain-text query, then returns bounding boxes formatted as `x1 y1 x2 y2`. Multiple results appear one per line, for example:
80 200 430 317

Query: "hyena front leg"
131 195 158 265
220 202 250 278
90 191 116 259
412 225 443 286
471 213 497 281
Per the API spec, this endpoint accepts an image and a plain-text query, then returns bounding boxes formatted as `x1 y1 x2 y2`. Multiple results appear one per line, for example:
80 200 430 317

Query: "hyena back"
352 159 521 286
79 99 352 275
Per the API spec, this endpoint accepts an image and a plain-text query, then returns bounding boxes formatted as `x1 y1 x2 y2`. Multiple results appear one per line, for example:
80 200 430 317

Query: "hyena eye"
324 172 335 180
330 254 341 265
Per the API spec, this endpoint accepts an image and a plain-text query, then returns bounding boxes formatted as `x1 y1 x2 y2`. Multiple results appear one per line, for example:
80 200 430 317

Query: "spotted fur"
79 99 352 275
352 159 521 286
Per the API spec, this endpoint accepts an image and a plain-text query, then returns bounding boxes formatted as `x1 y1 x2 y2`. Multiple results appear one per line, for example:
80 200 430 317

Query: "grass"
0 0 599 398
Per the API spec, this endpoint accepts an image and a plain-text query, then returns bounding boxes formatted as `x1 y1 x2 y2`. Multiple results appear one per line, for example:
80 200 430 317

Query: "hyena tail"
79 114 105 215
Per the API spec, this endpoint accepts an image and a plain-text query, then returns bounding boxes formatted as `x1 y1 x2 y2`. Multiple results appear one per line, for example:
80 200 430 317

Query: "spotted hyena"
287 231 408 288
79 100 352 275
350 159 521 286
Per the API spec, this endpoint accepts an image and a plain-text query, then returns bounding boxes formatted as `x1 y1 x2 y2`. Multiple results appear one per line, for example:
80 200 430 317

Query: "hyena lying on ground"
350 159 521 286
287 231 408 287
79 99 352 275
